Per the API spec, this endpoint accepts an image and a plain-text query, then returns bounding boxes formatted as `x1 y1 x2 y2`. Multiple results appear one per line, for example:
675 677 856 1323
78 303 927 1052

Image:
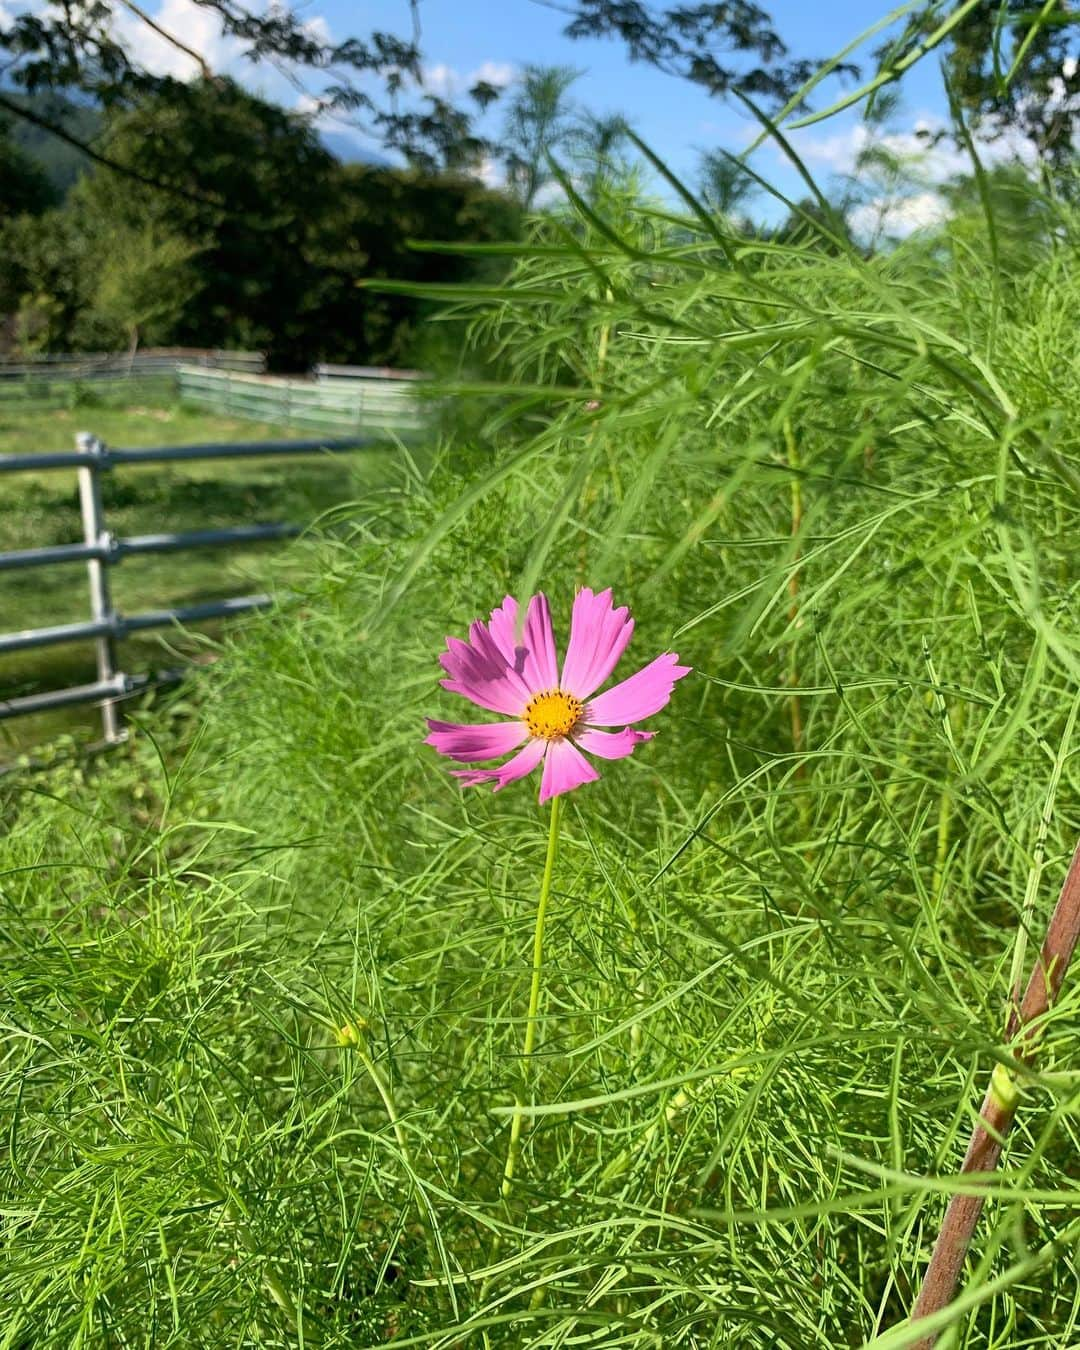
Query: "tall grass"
3 85 1080 1350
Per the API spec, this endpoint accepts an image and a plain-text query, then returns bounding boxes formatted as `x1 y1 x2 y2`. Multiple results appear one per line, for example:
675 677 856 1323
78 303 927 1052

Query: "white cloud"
792 118 971 180
0 0 47 27
302 14 331 47
294 93 324 119
420 59 516 98
789 109 1046 187
109 0 335 83
791 122 872 174
111 0 242 79
849 190 950 240
780 109 1051 241
476 153 504 188
469 61 515 89
421 63 458 97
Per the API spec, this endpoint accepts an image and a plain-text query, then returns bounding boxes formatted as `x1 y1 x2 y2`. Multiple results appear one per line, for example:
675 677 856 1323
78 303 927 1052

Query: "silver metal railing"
0 430 380 741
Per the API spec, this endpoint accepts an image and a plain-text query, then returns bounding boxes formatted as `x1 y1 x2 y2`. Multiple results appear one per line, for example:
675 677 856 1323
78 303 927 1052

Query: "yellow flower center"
523 689 584 741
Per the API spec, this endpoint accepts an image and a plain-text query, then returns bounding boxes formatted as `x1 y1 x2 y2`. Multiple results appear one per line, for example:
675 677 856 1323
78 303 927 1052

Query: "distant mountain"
4 92 99 195
318 130 392 166
3 89 394 198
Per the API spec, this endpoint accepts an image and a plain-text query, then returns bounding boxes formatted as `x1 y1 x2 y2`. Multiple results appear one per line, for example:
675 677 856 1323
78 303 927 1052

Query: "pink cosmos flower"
426 588 691 804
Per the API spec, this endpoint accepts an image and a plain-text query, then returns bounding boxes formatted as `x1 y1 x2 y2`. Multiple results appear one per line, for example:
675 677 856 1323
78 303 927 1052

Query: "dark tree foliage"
884 1 1078 167
308 164 521 367
0 210 97 351
0 0 496 172
0 116 57 217
942 0 1078 164
71 80 339 366
7 80 519 365
561 0 825 100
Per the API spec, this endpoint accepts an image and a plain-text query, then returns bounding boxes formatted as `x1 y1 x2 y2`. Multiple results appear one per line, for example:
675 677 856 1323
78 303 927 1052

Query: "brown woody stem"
908 839 1080 1347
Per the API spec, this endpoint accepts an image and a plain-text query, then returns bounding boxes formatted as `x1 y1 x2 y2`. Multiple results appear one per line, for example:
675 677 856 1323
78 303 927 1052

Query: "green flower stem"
359 1048 411 1163
353 1038 452 1315
224 1197 317 1343
501 793 563 1201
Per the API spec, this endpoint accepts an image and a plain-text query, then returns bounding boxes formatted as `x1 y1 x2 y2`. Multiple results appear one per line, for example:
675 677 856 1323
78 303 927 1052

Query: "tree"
1 77 522 366
882 2 1078 168
944 0 1078 166
503 66 582 211
0 115 56 218
698 149 759 221
306 165 520 368
570 112 634 203
88 227 201 351
0 210 96 353
559 0 833 101
71 79 339 367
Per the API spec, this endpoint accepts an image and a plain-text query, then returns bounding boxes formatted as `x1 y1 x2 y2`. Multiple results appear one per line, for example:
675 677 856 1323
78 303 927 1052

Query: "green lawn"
0 394 399 756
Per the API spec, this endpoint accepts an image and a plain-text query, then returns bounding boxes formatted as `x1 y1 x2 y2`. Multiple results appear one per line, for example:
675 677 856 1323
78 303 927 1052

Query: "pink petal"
438 616 533 716
585 653 691 727
452 737 546 791
521 594 560 693
560 587 634 700
487 594 559 696
485 595 523 666
425 719 527 763
468 619 534 703
539 737 600 804
439 675 523 717
573 727 654 760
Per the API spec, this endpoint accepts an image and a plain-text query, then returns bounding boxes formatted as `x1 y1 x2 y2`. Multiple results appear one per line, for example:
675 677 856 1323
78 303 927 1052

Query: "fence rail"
315 363 423 382
0 349 264 382
0 351 432 434
0 431 381 739
0 349 268 413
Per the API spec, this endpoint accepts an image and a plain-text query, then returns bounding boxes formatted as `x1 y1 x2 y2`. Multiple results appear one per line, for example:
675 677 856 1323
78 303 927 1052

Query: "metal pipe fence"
0 430 378 739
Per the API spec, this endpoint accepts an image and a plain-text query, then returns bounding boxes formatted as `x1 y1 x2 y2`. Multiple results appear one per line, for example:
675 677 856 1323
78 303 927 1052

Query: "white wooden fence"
0 349 430 433
176 365 429 433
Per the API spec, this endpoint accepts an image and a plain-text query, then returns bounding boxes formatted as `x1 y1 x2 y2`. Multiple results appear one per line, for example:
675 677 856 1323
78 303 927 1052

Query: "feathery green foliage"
3 138 1080 1350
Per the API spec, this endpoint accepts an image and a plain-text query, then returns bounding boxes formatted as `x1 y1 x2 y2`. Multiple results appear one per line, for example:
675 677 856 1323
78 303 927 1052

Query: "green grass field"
3 121 1080 1350
0 394 399 755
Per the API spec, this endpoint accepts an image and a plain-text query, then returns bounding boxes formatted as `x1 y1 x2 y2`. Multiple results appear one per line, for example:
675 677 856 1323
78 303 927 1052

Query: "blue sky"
102 0 987 231
296 1 953 195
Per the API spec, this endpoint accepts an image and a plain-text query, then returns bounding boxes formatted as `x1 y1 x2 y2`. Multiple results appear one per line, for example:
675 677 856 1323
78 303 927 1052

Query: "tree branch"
0 89 226 210
114 0 213 78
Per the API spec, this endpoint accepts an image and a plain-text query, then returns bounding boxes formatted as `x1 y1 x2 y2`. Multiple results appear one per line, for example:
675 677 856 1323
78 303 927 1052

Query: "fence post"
76 432 123 743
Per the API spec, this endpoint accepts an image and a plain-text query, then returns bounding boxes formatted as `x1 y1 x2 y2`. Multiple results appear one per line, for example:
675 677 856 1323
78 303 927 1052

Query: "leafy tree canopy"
1 78 520 366
882 1 1078 167
0 114 57 217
